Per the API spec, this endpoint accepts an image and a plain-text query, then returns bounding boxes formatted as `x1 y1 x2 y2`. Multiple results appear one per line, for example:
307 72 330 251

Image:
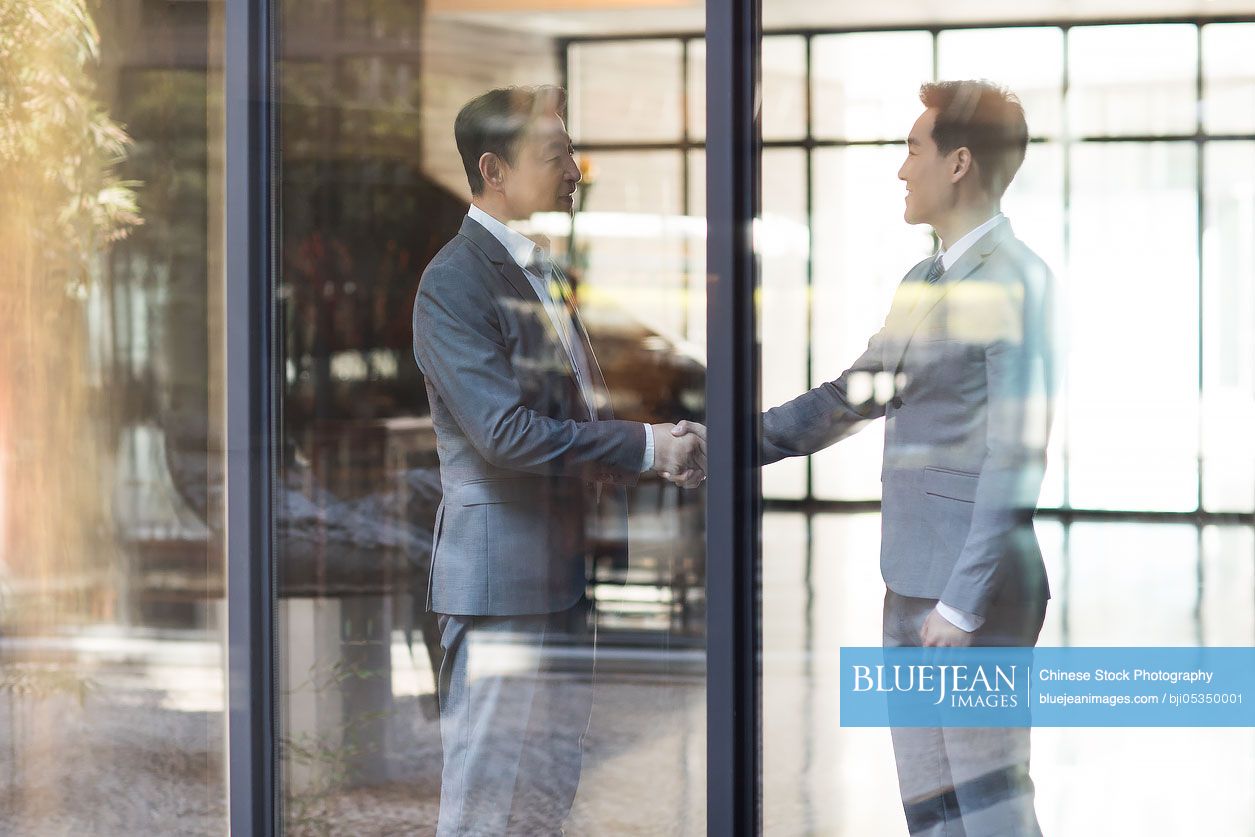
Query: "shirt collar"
939 212 1005 270
468 204 542 270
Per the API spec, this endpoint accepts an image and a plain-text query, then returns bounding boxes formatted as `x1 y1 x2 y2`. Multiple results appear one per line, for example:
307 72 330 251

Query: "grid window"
1203 142 1255 513
569 40 683 142
1068 24 1198 137
1203 23 1255 135
568 20 1255 516
1067 142 1200 512
810 144 931 502
811 31 933 142
938 27 1064 138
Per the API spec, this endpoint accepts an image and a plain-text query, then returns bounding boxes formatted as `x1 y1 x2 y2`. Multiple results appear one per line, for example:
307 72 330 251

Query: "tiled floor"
758 512 1255 836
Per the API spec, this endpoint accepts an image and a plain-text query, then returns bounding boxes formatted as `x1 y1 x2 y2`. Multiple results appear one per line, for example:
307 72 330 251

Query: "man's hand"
652 422 706 489
920 609 974 647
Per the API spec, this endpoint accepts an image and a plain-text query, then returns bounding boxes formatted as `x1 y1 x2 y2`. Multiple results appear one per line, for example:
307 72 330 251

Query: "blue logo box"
839 647 1255 727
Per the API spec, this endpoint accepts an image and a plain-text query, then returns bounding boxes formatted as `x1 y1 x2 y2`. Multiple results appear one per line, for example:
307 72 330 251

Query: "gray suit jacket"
763 220 1057 617
412 216 645 616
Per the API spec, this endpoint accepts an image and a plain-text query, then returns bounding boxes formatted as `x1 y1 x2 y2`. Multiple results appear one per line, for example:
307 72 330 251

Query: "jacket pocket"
459 478 536 506
922 466 978 503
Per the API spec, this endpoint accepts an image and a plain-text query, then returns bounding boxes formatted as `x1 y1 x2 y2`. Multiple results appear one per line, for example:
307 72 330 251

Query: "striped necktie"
925 254 946 284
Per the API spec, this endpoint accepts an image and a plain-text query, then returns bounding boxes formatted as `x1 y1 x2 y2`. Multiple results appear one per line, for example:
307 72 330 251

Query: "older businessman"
412 85 705 835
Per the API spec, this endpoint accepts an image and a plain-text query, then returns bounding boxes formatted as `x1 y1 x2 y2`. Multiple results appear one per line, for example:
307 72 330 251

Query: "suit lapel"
884 220 1013 374
553 265 614 421
458 216 581 389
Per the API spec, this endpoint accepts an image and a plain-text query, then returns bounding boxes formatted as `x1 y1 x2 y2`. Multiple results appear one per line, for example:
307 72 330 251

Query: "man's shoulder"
987 232 1054 286
418 233 492 299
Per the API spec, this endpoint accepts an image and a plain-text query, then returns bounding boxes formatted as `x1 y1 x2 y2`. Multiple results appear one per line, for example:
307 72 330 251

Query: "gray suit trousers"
883 589 1047 837
435 602 593 837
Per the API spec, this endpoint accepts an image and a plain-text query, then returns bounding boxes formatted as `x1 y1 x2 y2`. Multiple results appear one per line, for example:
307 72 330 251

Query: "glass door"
270 2 715 832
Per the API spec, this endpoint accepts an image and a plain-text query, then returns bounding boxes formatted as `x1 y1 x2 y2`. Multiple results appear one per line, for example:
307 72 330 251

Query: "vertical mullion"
1060 25 1073 512
803 34 815 504
1058 24 1074 648
1194 24 1207 635
705 0 761 832
225 0 277 833
682 38 693 344
1195 24 1207 517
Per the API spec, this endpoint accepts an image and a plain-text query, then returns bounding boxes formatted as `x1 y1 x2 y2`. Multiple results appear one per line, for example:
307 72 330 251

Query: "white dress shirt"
930 212 1006 634
938 212 1004 271
467 205 654 471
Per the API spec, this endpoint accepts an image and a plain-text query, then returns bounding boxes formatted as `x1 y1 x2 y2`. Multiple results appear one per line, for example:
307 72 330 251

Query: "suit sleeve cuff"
935 601 985 633
640 423 654 472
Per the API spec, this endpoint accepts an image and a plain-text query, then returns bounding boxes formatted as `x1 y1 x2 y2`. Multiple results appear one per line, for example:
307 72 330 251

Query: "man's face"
897 107 957 227
499 113 581 219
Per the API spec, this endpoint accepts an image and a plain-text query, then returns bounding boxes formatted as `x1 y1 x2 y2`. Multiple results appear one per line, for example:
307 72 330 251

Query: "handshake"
650 420 708 489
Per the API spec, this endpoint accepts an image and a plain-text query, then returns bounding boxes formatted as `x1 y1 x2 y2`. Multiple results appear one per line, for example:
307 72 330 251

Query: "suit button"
889 396 904 410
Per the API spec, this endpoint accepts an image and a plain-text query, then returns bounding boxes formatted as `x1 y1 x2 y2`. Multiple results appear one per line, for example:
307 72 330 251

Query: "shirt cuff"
935 601 985 633
640 423 654 472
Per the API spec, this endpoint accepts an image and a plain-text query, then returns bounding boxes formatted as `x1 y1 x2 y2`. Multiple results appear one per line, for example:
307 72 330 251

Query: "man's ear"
950 147 973 184
479 152 506 192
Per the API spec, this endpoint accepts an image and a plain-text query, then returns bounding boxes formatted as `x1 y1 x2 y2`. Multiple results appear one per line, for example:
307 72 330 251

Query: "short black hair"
454 85 568 196
919 80 1028 198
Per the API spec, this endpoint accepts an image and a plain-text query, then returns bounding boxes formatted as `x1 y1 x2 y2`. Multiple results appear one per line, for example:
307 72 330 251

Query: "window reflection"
1 0 226 831
1068 142 1200 512
810 145 932 502
275 5 707 833
1203 24 1255 135
811 32 933 141
939 27 1064 137
760 149 810 500
689 37 807 142
1068 24 1198 136
570 40 683 143
1203 142 1255 513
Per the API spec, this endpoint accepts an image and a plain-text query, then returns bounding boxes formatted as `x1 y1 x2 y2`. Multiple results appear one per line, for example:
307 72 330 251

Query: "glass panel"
761 149 809 500
1067 142 1199 511
1202 525 1255 644
1003 142 1066 507
810 146 933 502
811 32 933 142
764 516 1255 834
1068 24 1198 137
1203 24 1255 135
687 40 704 142
1067 522 1199 644
763 511 888 832
938 27 1064 138
274 6 706 833
1039 522 1254 834
1 1 226 832
1202 142 1255 513
691 36 806 142
763 37 807 141
570 40 683 143
757 26 1254 837
576 151 688 339
687 149 708 348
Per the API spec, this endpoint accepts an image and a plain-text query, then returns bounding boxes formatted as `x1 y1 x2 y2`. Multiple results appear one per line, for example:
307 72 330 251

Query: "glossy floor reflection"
2 514 1249 835
762 512 1255 836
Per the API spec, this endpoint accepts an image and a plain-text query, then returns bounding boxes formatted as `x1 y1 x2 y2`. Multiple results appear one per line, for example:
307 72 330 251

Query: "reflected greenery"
0 0 139 628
